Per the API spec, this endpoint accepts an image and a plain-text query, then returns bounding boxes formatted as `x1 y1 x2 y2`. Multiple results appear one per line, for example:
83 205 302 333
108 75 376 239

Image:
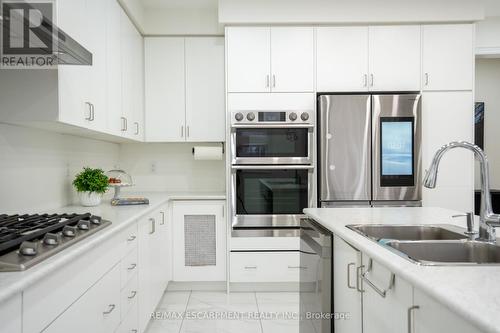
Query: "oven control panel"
231 111 314 125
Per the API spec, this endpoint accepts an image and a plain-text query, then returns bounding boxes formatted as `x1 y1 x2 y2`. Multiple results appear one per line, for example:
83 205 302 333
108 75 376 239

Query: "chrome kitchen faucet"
423 141 500 243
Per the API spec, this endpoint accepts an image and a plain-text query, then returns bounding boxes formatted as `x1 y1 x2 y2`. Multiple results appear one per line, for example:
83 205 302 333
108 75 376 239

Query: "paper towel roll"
193 146 223 161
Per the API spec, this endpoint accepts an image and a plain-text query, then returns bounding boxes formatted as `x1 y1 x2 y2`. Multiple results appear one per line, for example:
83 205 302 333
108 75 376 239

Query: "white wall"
118 0 146 32
0 124 120 214
118 143 225 193
218 0 484 24
143 7 223 35
475 58 500 190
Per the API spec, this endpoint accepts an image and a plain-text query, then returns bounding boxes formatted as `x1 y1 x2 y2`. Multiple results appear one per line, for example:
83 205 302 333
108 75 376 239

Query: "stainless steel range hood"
1 2 92 66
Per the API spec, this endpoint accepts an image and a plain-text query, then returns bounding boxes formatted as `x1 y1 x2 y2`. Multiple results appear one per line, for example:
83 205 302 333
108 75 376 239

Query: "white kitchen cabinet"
145 37 225 142
413 288 482 333
422 24 474 91
421 91 474 211
270 27 314 92
0 294 22 333
172 201 226 281
333 235 363 333
362 256 413 333
185 37 226 142
144 37 185 142
44 264 122 333
316 27 370 92
226 27 271 93
226 27 314 93
368 25 421 91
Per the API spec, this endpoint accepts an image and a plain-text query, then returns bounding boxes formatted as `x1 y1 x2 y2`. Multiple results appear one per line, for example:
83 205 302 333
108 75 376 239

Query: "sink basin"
347 224 467 242
386 240 500 265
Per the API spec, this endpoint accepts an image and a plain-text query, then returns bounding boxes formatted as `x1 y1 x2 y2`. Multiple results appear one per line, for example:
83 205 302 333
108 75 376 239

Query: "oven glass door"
234 128 310 163
235 168 309 215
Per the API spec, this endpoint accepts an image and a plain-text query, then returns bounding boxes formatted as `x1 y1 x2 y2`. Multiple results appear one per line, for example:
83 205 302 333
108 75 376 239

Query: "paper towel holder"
192 142 225 155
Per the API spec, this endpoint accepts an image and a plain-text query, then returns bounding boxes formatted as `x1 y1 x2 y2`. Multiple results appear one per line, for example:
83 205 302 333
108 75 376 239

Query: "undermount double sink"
347 224 500 265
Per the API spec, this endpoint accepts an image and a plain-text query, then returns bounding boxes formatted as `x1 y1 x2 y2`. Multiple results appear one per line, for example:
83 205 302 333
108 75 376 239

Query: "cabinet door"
316 27 369 92
149 209 169 309
120 11 137 139
422 24 474 91
333 236 362 333
271 27 314 92
172 201 226 281
85 0 107 132
413 288 481 333
421 91 474 211
131 27 145 141
56 0 89 127
144 37 186 142
44 264 121 333
362 257 413 333
0 294 21 333
105 0 123 136
185 37 225 142
369 25 421 91
227 27 271 93
138 216 153 332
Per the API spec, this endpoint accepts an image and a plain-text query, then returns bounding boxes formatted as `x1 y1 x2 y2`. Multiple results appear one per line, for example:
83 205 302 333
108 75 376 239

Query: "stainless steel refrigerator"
318 94 422 207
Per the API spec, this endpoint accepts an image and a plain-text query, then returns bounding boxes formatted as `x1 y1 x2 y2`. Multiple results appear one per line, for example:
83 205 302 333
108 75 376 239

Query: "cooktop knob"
77 220 90 230
289 112 298 121
19 241 38 256
43 233 61 246
62 226 77 237
235 112 244 122
301 112 310 121
247 112 256 121
89 215 102 225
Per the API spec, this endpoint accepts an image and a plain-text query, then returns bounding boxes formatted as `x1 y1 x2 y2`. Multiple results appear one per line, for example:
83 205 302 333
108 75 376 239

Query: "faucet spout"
423 141 500 242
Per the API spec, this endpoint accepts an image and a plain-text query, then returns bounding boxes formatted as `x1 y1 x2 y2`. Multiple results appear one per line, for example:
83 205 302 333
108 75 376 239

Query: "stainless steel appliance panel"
372 94 422 202
319 94 371 203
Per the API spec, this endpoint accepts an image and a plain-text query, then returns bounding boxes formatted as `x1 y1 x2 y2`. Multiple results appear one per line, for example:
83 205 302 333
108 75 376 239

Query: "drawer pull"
360 259 395 298
160 211 165 225
347 263 356 289
407 305 420 333
131 330 138 333
244 266 257 270
149 218 156 234
127 235 136 242
128 291 137 299
288 266 307 269
127 263 137 271
103 304 116 315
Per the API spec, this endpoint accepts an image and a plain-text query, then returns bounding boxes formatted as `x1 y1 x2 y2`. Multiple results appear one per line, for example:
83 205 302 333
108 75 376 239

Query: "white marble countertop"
0 191 225 304
304 207 500 333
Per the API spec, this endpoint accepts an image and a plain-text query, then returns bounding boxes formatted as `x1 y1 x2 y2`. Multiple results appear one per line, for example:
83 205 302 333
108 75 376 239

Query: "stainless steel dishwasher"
300 218 333 333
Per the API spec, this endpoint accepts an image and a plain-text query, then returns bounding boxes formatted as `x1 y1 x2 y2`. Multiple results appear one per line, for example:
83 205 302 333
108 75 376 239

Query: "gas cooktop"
0 213 111 272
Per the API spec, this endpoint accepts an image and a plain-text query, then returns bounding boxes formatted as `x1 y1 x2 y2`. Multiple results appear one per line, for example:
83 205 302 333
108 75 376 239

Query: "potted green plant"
73 167 109 207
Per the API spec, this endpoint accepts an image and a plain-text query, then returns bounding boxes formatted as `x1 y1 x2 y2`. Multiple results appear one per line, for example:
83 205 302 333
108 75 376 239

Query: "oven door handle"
231 124 315 129
231 165 314 170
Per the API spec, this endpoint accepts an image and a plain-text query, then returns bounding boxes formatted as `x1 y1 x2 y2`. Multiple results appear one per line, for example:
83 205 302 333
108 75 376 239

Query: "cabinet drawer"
121 246 138 289
121 273 138 321
230 251 304 282
117 302 139 333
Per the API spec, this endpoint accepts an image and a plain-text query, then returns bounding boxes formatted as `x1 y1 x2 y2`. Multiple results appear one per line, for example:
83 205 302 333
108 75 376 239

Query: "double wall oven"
230 110 316 230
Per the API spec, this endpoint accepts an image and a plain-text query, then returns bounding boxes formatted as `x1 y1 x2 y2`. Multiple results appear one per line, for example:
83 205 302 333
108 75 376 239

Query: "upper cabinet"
145 37 225 142
422 24 474 91
316 25 421 92
226 27 314 93
368 25 421 91
316 26 369 92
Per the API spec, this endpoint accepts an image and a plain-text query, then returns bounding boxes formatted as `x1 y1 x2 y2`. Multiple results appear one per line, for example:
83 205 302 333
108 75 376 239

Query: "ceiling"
141 0 218 9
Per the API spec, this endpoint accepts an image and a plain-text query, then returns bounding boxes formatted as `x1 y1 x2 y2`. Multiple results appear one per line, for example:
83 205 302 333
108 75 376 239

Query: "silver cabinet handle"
121 117 127 131
244 266 257 269
347 263 356 289
128 290 137 299
361 259 395 298
370 74 374 87
288 266 307 269
181 126 184 138
127 263 137 271
160 211 165 225
356 265 365 293
407 305 419 333
187 126 190 138
91 103 95 121
272 74 276 88
266 75 270 88
134 122 139 135
131 330 138 333
424 73 429 86
103 304 116 315
363 74 368 87
127 235 136 242
149 218 156 234
85 102 92 121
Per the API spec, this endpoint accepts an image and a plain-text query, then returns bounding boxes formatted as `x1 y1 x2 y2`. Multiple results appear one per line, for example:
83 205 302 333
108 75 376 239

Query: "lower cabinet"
0 294 22 333
230 251 303 282
172 200 226 281
44 264 121 333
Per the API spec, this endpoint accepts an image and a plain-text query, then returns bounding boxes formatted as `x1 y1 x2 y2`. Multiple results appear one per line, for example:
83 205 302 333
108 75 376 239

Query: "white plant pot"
79 192 103 207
